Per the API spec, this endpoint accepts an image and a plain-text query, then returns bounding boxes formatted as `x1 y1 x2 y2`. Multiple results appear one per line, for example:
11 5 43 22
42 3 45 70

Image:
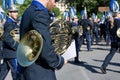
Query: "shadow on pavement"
68 61 101 74
92 47 110 51
92 59 120 73
93 59 120 67
97 43 109 46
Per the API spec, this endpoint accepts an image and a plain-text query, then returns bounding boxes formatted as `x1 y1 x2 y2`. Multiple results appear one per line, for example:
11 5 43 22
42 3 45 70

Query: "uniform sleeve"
88 20 93 29
32 11 64 69
3 23 19 50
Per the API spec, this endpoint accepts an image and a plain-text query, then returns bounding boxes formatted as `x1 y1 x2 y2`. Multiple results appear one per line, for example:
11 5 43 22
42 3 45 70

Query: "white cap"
8 5 18 12
73 15 78 19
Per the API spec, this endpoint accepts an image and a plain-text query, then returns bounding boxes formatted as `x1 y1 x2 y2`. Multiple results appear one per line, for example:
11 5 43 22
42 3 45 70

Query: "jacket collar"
31 0 48 12
7 17 17 23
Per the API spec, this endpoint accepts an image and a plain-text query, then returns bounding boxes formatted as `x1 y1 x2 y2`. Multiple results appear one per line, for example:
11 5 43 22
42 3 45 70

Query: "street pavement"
56 41 120 80
5 41 120 80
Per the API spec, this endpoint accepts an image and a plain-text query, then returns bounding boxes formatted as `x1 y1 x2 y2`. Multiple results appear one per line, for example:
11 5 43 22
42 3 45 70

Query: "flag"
110 0 119 12
16 0 24 4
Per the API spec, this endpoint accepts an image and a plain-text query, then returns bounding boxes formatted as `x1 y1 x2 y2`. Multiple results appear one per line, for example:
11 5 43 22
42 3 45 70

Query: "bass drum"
50 20 72 55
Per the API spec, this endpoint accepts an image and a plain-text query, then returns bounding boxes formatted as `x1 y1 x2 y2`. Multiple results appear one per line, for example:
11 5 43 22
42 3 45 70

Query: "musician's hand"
64 60 68 64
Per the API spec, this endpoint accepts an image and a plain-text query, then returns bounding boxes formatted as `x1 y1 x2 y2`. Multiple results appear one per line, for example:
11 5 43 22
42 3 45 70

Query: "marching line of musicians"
64 11 120 74
0 6 120 80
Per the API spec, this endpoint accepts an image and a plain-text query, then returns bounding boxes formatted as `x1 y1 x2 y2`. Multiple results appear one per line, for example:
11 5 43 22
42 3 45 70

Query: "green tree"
52 7 60 17
18 0 32 16
66 0 120 17
1 0 120 18
0 0 2 6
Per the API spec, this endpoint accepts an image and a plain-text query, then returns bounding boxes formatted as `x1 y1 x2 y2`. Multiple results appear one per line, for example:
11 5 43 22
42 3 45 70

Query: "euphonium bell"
87 26 90 30
17 30 43 67
50 19 72 55
71 26 77 34
0 27 4 38
78 25 83 36
117 28 120 38
10 28 20 42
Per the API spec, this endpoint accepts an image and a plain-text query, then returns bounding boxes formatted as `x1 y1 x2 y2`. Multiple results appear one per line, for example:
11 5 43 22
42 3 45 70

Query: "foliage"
51 7 60 17
18 0 32 16
0 0 1 6
0 0 31 17
0 0 120 18
66 0 120 17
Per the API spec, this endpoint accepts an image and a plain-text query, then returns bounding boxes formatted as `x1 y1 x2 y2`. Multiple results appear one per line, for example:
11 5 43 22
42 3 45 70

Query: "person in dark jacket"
0 39 3 71
19 0 67 80
100 11 120 74
80 17 93 51
91 19 99 45
0 27 3 71
71 15 81 63
0 5 19 80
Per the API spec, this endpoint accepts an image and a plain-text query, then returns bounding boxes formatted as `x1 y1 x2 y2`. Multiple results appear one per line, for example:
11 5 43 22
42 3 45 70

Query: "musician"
0 32 3 71
104 17 111 46
0 21 3 71
91 19 99 45
0 14 3 71
19 0 67 80
78 18 86 51
100 11 120 74
71 15 81 63
80 16 93 51
0 5 19 80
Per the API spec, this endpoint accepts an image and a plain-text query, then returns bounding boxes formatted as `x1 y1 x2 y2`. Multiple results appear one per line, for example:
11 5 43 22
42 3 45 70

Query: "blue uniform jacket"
2 17 19 58
110 18 120 47
80 19 93 35
20 1 64 80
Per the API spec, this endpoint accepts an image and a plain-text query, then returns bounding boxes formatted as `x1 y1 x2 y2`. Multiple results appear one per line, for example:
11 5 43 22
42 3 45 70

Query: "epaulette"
35 7 43 11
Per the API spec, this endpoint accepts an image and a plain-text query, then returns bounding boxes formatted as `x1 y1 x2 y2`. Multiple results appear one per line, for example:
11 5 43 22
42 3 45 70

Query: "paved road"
56 41 120 80
5 41 120 80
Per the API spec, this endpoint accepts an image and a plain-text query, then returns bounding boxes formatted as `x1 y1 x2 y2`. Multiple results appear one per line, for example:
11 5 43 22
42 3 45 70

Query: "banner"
109 0 119 12
69 6 76 18
2 0 16 10
80 7 87 19
16 0 24 4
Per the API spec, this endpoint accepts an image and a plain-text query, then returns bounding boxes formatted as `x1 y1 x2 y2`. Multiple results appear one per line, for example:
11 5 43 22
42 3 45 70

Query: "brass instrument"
117 28 120 38
50 20 72 55
17 30 43 67
87 26 90 31
71 26 77 34
10 28 20 42
78 25 83 36
110 16 114 29
0 27 4 38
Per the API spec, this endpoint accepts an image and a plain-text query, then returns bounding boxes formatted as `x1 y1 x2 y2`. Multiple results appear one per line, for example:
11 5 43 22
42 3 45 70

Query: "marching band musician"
100 11 120 74
0 15 4 76
80 15 93 51
71 15 83 63
91 19 99 45
19 0 67 80
0 5 19 80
